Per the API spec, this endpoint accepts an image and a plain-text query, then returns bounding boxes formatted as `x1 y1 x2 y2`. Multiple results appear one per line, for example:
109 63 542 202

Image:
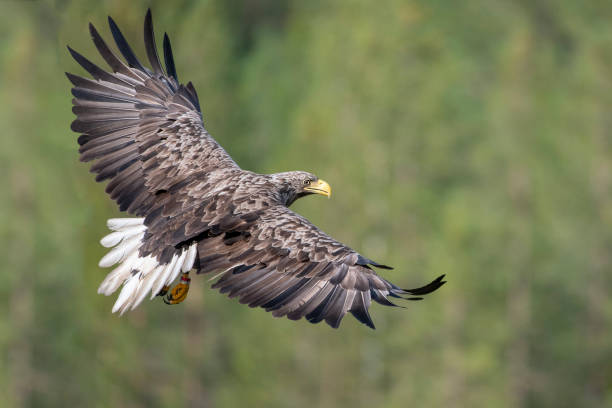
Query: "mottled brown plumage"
68 10 445 328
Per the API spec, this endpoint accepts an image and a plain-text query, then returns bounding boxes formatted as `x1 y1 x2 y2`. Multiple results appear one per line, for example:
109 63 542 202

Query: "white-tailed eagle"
67 10 445 329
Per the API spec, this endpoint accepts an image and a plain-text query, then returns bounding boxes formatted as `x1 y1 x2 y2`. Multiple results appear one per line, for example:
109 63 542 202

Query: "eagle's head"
270 171 332 206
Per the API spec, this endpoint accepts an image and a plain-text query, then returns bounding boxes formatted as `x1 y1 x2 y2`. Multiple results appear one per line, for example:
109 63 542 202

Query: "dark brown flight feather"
68 9 445 329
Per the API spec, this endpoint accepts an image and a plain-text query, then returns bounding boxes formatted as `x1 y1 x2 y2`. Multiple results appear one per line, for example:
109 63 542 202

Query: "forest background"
1 0 612 407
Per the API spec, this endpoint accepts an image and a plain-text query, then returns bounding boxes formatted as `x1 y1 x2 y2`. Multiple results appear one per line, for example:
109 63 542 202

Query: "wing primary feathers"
185 82 201 113
89 23 135 78
356 255 393 270
143 9 164 75
404 274 446 295
368 261 393 270
322 289 348 328
350 292 376 329
67 46 131 87
306 286 339 324
370 289 402 308
70 88 137 104
262 278 311 311
108 16 148 73
163 33 178 81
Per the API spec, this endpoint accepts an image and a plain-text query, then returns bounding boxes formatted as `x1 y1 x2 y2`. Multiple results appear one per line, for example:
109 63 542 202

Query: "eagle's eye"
303 179 311 186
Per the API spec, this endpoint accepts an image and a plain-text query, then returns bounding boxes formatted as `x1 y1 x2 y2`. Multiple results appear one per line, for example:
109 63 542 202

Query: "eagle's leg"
157 286 170 297
164 273 191 305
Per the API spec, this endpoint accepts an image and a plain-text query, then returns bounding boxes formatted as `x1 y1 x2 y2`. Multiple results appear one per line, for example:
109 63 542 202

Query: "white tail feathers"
97 218 197 315
98 235 141 267
107 218 146 230
100 225 146 248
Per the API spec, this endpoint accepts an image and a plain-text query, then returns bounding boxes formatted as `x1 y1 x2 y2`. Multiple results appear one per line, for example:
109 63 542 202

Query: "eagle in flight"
67 10 445 329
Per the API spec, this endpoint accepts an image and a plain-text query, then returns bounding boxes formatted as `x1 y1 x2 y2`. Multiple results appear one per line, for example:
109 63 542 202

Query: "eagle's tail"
96 218 197 314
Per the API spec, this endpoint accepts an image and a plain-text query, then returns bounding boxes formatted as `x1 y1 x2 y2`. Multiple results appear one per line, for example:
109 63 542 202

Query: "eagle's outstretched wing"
68 10 238 217
68 10 249 313
201 206 445 329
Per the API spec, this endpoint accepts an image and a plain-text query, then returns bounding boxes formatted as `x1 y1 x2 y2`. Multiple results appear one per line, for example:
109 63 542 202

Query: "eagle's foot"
156 285 170 297
164 273 191 305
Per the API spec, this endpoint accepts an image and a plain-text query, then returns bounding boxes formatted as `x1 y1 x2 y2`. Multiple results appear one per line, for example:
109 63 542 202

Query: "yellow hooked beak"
304 179 332 198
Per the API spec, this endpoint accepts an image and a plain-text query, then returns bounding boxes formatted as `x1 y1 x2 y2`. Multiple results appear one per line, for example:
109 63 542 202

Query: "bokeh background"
2 0 612 407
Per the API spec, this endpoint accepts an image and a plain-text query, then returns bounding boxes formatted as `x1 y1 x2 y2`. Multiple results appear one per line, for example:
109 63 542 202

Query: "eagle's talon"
164 274 191 305
157 285 170 297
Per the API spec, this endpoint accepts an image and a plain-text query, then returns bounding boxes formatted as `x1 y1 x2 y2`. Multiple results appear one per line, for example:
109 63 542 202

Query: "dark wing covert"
201 206 446 328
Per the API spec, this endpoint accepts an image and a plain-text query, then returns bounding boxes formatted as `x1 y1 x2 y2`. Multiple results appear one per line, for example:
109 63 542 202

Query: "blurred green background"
2 0 612 407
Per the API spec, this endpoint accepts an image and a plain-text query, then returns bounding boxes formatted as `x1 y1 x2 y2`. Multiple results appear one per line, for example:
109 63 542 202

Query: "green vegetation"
2 0 612 406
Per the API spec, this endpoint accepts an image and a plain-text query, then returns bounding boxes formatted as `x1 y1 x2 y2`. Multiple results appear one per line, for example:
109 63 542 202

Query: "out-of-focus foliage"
2 0 612 407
